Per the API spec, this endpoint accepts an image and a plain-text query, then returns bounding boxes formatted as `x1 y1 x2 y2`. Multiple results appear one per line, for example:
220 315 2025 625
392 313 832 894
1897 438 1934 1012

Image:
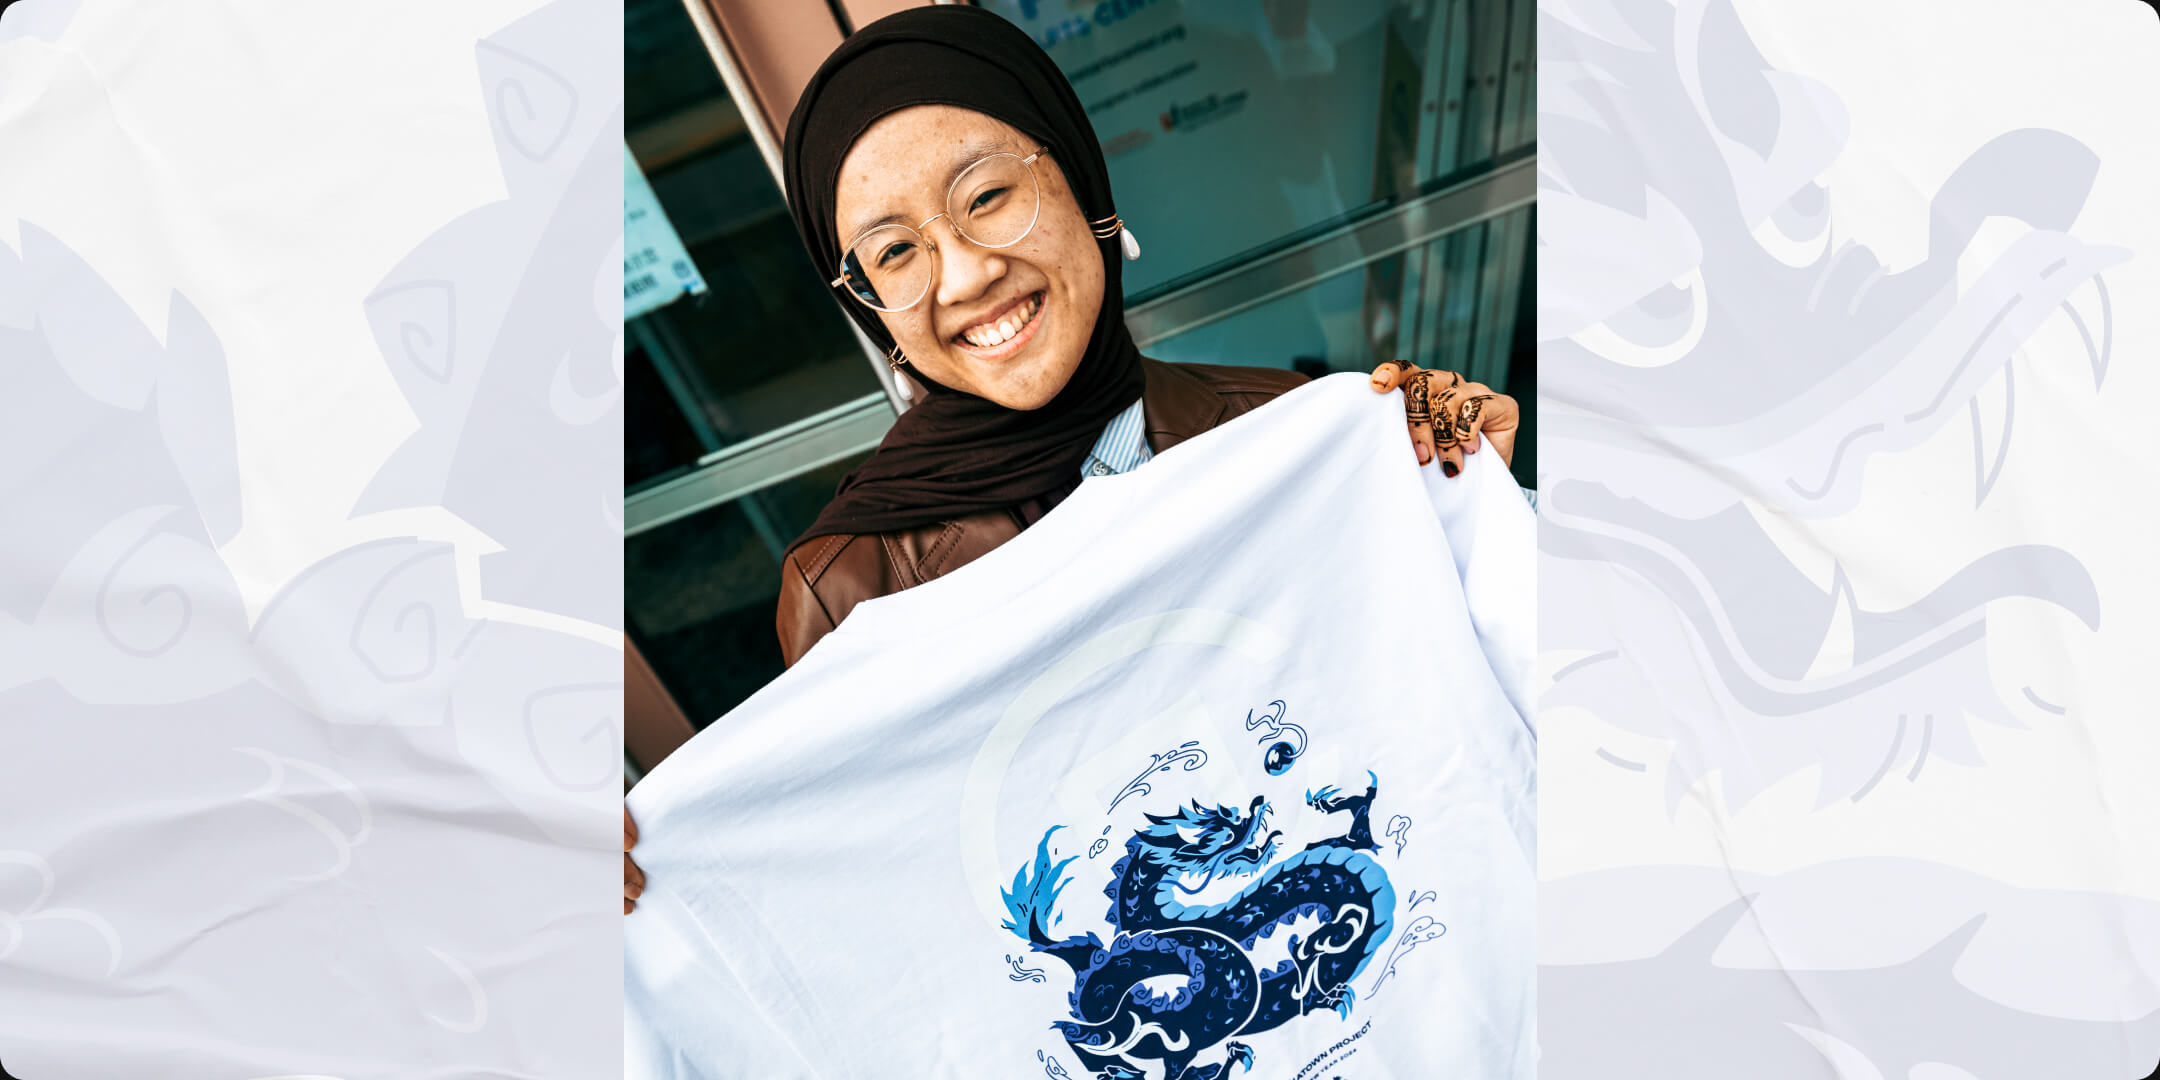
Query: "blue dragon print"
1001 774 1396 1080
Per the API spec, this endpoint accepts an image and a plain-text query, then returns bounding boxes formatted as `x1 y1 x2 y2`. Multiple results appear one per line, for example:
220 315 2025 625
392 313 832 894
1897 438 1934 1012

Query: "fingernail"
628 882 643 899
1442 460 1459 477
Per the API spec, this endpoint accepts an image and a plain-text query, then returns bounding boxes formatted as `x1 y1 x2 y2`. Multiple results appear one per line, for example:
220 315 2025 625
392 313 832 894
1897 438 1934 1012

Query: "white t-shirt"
625 374 1536 1080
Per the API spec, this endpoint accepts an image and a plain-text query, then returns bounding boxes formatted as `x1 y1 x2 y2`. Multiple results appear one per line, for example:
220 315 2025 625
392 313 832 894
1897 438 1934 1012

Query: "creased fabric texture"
1535 0 2160 1076
0 1 619 1076
625 376 1536 1079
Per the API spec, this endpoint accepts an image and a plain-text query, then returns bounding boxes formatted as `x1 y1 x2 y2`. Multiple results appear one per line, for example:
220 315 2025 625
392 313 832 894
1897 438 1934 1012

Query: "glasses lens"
948 153 1040 249
841 225 931 311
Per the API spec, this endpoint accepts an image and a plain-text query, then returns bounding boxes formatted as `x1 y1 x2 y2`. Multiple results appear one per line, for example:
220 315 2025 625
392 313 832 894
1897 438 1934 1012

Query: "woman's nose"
930 220 1005 306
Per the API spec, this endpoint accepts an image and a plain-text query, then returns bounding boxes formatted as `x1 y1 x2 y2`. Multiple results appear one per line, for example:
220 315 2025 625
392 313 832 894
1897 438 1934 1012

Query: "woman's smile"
949 289 1047 361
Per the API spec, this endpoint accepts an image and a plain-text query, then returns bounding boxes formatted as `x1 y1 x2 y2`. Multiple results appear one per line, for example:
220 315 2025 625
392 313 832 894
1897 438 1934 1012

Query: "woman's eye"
969 186 1009 213
876 242 915 267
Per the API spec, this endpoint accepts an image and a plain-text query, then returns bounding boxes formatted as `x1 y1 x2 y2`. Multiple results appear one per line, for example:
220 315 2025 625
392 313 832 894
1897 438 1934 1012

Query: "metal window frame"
625 391 895 537
1123 153 1535 349
675 0 785 178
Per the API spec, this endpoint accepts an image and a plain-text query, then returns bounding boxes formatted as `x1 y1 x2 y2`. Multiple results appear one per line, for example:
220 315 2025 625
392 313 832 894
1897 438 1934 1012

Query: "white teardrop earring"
886 343 914 402
1091 212 1140 261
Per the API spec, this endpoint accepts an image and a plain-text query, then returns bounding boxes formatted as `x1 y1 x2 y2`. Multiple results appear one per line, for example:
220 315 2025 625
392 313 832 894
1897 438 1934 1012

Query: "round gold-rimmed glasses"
828 146 1050 313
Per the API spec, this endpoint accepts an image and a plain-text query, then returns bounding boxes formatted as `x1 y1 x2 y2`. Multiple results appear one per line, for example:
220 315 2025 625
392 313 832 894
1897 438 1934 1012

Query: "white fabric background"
0 1 622 1075
1536 0 2160 1074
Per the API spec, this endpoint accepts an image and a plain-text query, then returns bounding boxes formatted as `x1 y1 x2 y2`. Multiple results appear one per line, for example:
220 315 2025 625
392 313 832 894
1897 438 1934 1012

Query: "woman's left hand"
1369 359 1519 477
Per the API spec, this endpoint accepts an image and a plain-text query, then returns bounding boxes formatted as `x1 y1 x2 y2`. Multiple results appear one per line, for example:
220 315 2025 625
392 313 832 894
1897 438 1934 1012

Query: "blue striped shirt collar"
1081 398 1152 479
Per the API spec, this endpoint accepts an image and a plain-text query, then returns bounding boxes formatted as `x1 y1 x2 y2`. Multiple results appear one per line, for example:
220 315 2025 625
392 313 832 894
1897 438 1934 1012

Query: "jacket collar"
1137 358 1227 454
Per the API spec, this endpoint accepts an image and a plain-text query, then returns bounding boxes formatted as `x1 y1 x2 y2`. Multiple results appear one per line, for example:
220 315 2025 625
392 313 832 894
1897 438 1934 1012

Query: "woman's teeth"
959 293 1041 349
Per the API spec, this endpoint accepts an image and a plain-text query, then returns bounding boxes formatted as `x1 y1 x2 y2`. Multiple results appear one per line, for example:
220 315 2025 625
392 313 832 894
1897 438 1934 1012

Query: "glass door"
625 0 891 730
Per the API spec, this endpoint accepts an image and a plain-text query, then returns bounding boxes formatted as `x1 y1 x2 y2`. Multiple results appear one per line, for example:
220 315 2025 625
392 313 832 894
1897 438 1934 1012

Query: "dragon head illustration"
1133 795 1283 890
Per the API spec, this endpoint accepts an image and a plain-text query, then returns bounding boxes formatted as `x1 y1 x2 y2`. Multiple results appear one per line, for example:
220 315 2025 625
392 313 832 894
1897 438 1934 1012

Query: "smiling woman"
772 5 1159 566
763 6 1520 662
622 3 1538 1074
623 0 1530 921
623 0 1537 754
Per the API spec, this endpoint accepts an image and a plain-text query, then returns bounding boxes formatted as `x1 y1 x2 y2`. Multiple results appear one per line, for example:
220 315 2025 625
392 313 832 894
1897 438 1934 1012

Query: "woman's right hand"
624 806 645 915
1369 359 1520 475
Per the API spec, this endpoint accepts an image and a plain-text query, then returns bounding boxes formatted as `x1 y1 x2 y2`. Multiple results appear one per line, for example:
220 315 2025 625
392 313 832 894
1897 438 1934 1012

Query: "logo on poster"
1161 90 1249 133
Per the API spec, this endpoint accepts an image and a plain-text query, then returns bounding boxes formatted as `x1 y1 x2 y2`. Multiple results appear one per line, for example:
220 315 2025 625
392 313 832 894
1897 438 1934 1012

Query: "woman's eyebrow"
844 211 910 242
943 137 1011 187
842 137 1019 241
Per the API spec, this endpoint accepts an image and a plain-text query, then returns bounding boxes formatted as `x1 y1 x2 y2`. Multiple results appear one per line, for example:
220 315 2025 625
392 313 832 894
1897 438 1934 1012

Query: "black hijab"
781 5 1145 549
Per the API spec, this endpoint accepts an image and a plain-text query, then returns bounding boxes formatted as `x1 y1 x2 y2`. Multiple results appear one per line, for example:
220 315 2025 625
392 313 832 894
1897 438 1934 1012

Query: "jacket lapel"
1138 359 1228 455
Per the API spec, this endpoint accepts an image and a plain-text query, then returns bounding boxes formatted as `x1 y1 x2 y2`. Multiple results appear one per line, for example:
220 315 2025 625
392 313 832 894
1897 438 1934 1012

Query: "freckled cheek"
1023 228 1090 279
882 312 936 351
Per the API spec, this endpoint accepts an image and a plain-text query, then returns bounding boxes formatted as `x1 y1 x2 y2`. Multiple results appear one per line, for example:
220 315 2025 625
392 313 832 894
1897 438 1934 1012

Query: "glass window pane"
625 339 709 489
978 0 1534 297
626 0 884 488
1143 205 1536 489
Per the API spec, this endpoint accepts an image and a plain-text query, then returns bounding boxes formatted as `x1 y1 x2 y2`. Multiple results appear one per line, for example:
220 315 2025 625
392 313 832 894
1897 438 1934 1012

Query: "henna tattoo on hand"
1402 373 1433 425
1457 394 1492 440
1430 384 1462 448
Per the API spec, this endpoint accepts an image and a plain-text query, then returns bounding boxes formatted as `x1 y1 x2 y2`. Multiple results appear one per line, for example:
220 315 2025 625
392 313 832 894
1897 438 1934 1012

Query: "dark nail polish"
1442 461 1459 477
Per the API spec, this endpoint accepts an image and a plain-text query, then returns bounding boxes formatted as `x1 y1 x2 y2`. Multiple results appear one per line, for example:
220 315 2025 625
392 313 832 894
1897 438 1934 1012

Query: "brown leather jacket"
776 359 1309 666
